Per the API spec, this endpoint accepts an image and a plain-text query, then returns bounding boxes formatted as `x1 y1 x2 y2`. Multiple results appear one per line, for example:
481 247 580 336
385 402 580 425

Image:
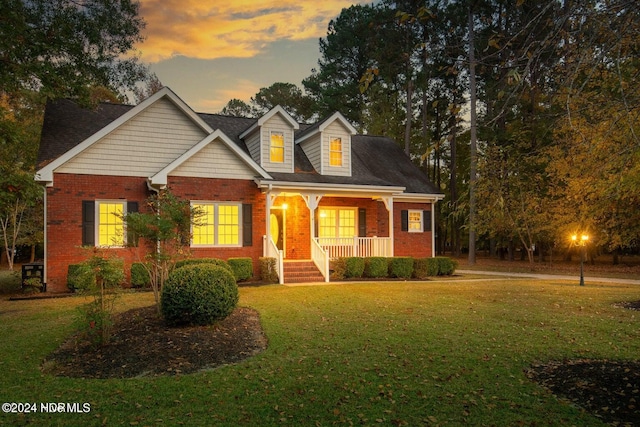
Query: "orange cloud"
137 0 364 62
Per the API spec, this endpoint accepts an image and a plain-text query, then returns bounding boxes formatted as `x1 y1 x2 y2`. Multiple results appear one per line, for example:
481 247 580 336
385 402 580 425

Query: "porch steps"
283 260 325 283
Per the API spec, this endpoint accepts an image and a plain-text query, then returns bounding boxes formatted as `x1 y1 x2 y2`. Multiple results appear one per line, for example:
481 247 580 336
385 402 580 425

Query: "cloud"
137 0 363 62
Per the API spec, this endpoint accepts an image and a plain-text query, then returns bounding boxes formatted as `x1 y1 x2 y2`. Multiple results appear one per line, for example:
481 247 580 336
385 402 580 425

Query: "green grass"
1 279 640 426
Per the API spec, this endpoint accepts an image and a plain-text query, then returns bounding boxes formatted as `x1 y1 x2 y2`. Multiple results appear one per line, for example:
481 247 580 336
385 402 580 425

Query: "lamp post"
571 234 589 286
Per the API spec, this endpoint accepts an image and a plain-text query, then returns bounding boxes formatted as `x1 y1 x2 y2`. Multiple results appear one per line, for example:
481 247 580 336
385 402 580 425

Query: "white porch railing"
315 237 392 258
311 238 330 282
263 236 284 284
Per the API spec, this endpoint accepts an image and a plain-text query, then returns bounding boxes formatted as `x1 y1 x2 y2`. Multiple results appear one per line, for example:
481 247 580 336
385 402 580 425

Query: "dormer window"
330 137 343 167
270 131 285 163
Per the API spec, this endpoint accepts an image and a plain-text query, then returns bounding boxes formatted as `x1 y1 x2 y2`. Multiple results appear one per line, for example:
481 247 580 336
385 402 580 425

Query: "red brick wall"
46 173 151 292
46 174 267 292
168 177 266 277
393 202 434 258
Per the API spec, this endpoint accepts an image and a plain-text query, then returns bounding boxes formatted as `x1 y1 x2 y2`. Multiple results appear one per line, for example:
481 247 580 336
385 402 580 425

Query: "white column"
379 196 393 257
431 200 436 258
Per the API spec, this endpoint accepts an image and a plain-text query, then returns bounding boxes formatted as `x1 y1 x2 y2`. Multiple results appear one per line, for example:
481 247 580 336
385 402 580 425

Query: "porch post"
380 196 394 257
301 192 323 240
431 200 436 257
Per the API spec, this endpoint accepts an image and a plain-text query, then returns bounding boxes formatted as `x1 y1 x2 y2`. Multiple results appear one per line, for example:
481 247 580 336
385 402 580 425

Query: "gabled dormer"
239 105 299 173
296 112 357 177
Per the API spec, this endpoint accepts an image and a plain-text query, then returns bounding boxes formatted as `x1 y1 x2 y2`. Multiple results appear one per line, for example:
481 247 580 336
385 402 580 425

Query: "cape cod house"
35 87 443 292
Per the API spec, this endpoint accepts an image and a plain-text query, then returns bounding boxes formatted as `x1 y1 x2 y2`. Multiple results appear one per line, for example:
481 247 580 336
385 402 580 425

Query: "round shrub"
130 262 151 288
389 257 414 279
174 258 233 275
161 264 239 326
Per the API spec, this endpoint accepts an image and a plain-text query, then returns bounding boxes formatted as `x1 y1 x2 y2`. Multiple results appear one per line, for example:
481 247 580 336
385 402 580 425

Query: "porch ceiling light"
282 203 288 210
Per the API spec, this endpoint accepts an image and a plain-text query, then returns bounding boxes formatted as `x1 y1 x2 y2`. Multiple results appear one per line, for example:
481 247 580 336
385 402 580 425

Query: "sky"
136 0 369 113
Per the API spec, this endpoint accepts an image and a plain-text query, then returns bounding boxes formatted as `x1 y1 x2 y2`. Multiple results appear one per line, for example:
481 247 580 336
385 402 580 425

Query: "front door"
270 208 286 255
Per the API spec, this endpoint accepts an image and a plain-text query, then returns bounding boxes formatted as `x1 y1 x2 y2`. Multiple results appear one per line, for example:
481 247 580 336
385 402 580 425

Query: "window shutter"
127 201 139 246
358 208 366 237
401 210 408 232
82 201 95 246
423 210 432 232
242 204 252 246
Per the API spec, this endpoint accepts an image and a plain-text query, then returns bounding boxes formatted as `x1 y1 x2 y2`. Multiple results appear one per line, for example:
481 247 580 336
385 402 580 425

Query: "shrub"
259 257 278 283
345 257 365 278
174 258 233 275
161 264 239 326
330 258 347 280
436 257 457 275
413 258 430 279
130 262 151 288
388 257 414 279
67 263 95 292
364 257 389 278
227 257 253 281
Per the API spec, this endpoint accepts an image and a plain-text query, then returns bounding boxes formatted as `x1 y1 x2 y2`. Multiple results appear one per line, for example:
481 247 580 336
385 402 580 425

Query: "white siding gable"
170 137 256 179
260 113 295 173
321 121 352 176
299 133 322 173
57 97 207 177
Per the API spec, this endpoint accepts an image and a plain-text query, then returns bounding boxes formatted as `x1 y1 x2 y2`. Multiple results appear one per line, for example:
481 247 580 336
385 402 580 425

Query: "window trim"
95 200 127 248
318 206 358 238
329 136 343 167
269 131 285 163
191 201 242 248
408 209 423 233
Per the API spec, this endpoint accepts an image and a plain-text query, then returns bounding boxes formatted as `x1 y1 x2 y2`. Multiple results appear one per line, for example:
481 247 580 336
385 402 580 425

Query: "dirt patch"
42 305 267 379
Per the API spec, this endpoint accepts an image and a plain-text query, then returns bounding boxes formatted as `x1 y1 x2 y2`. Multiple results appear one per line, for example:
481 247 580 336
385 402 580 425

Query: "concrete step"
283 260 324 283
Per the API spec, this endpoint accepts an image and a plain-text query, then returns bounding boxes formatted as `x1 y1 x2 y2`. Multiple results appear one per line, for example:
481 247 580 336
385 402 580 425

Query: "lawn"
1 278 639 426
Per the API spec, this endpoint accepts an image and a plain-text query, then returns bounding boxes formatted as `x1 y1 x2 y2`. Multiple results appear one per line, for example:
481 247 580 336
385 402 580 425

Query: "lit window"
97 201 125 246
192 202 240 246
330 137 342 166
318 208 356 238
408 210 423 232
270 131 285 163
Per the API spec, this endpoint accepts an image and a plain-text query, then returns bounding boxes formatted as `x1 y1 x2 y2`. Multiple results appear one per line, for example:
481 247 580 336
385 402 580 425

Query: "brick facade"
393 202 434 258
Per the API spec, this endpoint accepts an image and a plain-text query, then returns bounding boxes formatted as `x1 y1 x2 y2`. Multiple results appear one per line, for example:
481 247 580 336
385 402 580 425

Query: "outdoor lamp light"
571 234 589 286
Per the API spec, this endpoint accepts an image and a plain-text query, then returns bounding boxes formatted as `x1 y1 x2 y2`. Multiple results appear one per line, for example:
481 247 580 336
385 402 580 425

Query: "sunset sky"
136 1 369 112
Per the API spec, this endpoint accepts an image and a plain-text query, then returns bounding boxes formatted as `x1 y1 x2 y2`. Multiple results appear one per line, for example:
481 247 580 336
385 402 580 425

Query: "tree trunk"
467 4 478 265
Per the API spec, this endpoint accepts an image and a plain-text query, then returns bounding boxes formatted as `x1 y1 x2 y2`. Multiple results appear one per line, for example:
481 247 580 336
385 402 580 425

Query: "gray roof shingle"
37 99 441 195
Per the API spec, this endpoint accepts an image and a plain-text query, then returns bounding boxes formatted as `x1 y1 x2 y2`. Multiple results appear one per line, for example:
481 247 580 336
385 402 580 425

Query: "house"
35 87 443 292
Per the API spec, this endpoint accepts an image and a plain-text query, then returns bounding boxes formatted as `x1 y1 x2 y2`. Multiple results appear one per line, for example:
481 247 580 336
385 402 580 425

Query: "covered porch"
257 181 436 283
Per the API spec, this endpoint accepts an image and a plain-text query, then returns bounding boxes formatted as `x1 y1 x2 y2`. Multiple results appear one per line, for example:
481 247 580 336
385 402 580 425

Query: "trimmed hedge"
227 257 253 281
435 256 457 275
330 258 347 280
345 257 365 278
130 262 151 288
161 264 239 326
365 257 389 278
388 257 414 279
259 257 278 283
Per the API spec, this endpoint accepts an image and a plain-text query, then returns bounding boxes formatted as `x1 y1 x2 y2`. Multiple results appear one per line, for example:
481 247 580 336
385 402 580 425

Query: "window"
270 131 285 163
408 210 423 232
97 201 125 246
192 202 240 246
329 137 342 166
318 207 356 238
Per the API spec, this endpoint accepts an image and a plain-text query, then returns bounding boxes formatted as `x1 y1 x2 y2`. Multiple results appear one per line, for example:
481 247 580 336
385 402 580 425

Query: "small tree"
124 190 201 312
76 249 125 346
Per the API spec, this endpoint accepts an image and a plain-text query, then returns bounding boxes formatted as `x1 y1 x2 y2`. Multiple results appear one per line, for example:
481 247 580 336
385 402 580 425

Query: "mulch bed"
42 306 267 379
526 301 640 426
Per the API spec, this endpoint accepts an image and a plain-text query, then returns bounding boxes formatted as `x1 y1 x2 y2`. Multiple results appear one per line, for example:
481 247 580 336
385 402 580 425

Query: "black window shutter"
82 201 95 246
423 210 432 232
401 210 408 232
127 201 139 246
358 208 366 237
242 204 252 246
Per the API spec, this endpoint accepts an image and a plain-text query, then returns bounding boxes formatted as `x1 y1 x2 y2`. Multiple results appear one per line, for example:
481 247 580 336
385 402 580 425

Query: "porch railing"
311 238 330 282
315 237 392 258
263 236 284 284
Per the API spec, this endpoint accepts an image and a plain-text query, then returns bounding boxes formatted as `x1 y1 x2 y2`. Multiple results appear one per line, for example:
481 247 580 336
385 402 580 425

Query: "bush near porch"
332 256 457 280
